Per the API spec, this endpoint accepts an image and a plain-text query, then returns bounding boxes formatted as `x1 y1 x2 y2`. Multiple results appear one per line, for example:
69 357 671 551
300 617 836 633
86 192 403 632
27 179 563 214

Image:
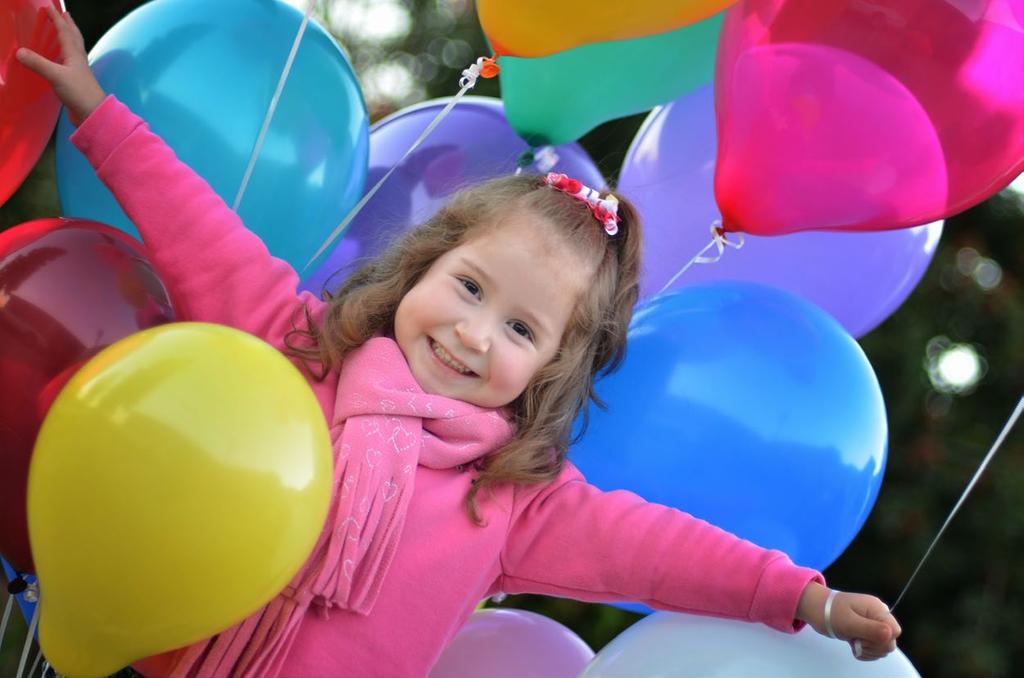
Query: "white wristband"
823 589 840 639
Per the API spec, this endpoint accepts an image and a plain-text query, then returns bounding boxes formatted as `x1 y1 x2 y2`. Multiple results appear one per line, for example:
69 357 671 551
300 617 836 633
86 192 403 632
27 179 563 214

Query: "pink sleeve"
70 96 322 345
500 463 825 633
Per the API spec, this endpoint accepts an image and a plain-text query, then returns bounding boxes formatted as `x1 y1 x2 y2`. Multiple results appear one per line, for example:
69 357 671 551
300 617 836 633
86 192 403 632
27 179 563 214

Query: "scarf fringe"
168 462 415 677
167 588 311 678
314 451 412 614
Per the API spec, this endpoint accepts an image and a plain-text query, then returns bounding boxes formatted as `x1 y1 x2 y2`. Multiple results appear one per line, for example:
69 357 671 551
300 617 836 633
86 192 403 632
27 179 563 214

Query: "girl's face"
394 216 589 408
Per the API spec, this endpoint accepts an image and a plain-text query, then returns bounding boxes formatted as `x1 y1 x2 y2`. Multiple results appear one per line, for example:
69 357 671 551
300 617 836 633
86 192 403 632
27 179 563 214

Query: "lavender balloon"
430 609 594 678
618 85 942 338
301 96 606 295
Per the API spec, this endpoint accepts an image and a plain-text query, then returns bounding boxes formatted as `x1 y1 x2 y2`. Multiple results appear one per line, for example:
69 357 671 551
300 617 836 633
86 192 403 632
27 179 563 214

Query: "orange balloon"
477 0 737 58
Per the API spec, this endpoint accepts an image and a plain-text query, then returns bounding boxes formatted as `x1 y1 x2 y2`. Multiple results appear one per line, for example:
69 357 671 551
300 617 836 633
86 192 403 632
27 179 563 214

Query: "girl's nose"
454 318 490 353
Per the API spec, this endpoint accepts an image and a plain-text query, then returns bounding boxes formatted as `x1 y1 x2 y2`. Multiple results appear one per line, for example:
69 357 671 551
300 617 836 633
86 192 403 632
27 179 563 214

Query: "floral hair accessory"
543 172 620 236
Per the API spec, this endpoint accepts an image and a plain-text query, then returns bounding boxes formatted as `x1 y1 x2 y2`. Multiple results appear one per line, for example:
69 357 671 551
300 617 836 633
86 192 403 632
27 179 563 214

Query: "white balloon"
582 613 919 678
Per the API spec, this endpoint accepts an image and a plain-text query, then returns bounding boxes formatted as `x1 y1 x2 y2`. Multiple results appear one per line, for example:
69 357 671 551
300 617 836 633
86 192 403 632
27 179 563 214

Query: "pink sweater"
73 97 824 677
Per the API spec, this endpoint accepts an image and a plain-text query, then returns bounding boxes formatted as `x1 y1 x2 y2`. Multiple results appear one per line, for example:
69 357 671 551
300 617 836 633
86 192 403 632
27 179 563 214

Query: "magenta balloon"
300 96 606 295
619 85 942 338
429 609 594 678
714 0 1024 235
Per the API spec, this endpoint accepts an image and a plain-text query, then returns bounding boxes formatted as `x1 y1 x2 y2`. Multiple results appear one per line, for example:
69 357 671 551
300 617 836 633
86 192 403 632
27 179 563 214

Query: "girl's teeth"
432 340 472 374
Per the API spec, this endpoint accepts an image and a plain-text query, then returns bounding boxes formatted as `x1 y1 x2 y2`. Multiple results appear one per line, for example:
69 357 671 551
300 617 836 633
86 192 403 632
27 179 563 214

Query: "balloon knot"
460 56 501 89
480 57 500 78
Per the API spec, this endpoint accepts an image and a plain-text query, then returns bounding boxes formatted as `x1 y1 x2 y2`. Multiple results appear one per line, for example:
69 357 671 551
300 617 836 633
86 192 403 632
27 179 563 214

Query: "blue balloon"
56 0 369 272
572 282 887 572
2 557 38 633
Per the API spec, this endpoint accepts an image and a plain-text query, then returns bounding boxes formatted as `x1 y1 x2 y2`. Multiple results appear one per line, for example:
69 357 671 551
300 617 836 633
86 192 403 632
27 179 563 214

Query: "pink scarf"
167 337 514 677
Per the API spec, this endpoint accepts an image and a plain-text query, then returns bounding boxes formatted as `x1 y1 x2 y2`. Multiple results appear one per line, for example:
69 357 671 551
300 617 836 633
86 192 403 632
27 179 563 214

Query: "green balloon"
499 14 723 146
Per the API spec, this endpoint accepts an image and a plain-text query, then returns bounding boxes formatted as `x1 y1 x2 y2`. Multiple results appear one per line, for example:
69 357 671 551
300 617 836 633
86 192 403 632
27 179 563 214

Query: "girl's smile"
394 216 590 408
428 337 477 377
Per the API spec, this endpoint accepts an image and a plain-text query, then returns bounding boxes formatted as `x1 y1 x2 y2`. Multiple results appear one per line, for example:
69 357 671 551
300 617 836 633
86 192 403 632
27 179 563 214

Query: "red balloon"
0 218 177 573
0 0 63 207
714 0 1024 236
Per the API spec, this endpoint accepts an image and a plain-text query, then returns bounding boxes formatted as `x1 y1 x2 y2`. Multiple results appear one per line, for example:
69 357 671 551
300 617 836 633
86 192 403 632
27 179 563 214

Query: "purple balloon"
429 609 594 678
618 85 942 338
301 96 606 295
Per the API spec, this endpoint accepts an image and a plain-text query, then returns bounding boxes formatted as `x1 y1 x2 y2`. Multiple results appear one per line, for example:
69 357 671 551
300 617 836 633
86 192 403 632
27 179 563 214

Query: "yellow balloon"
477 0 737 57
27 323 332 678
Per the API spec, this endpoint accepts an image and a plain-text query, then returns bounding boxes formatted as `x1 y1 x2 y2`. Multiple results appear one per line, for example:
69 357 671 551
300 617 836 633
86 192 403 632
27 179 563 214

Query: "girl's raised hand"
797 582 902 661
16 5 105 126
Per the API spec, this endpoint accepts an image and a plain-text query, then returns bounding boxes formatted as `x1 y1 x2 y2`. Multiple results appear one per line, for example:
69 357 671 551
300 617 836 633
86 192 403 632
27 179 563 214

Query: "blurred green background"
2 1 1021 676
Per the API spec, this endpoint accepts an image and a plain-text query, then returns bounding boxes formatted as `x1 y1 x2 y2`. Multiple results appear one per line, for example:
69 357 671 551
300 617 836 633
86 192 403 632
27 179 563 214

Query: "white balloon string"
303 57 491 271
27 648 41 678
0 591 13 655
890 393 1024 613
15 605 39 678
656 222 744 296
232 0 316 212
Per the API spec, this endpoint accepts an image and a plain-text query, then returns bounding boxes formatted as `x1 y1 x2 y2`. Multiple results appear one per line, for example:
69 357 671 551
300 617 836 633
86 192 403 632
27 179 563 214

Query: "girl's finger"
886 612 903 639
15 47 63 81
848 614 893 645
30 5 62 55
43 4 78 54
43 3 65 27
63 10 86 47
857 639 896 658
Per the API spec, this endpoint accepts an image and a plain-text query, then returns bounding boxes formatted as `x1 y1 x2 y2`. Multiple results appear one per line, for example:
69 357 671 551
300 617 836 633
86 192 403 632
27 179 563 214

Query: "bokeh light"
925 336 987 395
955 246 1003 291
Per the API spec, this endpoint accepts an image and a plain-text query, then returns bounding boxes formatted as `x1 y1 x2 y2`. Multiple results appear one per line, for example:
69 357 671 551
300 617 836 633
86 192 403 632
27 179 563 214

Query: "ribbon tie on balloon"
695 221 744 264
657 221 744 295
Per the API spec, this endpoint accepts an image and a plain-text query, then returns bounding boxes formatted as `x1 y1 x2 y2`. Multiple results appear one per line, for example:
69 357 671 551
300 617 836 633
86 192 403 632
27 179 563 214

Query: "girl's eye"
460 278 481 298
510 321 533 341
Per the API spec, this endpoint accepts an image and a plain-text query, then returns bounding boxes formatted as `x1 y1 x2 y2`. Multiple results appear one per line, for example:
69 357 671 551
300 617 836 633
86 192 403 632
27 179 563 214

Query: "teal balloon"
499 14 723 145
55 0 369 272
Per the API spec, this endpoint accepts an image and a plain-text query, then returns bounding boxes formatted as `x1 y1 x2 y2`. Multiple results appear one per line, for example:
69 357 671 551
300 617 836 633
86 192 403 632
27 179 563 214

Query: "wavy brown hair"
287 174 643 524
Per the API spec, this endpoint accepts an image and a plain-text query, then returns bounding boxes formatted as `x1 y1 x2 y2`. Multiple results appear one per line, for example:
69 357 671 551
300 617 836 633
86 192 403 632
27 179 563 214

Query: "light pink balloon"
430 609 594 678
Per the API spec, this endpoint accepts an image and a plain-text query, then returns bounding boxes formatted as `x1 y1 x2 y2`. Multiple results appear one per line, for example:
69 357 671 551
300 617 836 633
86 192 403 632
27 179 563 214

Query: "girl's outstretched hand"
797 582 902 661
16 5 105 126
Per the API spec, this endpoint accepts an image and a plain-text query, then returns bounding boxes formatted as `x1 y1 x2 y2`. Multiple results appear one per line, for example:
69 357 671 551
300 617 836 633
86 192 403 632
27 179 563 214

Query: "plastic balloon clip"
515 147 561 175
